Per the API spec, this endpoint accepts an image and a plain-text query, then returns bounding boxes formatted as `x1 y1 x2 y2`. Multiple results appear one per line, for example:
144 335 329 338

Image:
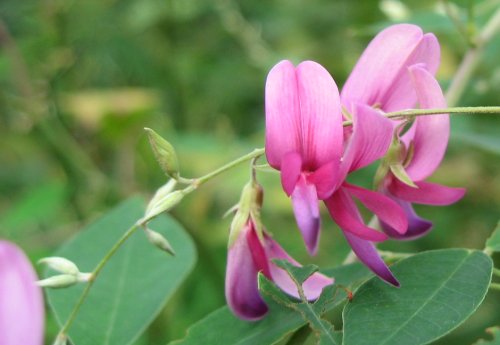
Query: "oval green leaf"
46 198 197 345
343 249 492 345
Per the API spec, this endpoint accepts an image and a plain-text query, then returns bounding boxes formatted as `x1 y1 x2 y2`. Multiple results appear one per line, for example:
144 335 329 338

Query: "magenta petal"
0 241 44 345
265 60 301 169
291 175 321 255
404 65 449 181
382 33 441 112
309 160 341 199
225 225 268 321
343 231 399 286
280 152 302 196
341 24 424 111
389 180 466 205
380 197 433 240
341 104 393 175
264 235 334 300
344 183 408 235
324 187 388 242
295 61 343 170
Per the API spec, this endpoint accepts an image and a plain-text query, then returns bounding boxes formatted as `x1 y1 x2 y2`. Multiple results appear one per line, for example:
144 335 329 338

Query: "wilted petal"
265 60 301 169
264 235 334 300
341 104 393 175
324 187 388 242
380 197 433 240
344 183 408 235
225 225 268 320
295 61 343 170
389 180 466 205
280 151 302 196
0 241 44 345
404 65 449 181
343 231 400 286
341 24 425 111
291 175 321 255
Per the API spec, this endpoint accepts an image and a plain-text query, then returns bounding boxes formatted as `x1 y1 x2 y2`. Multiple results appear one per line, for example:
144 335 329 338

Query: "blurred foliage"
0 0 499 344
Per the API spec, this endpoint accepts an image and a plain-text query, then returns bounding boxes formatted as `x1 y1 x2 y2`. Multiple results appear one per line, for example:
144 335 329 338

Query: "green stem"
490 283 500 291
195 148 265 186
493 267 500 278
342 106 500 126
446 8 500 106
58 223 140 337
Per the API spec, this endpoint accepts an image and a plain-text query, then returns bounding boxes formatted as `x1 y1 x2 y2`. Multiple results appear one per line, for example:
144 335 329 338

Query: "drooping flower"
377 65 466 239
0 240 45 345
265 60 343 255
225 182 333 320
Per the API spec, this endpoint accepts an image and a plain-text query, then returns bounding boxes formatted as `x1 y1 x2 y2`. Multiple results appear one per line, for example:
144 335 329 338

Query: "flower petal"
291 175 321 255
225 225 268 320
404 65 449 181
264 235 334 300
343 231 400 286
324 187 388 242
382 33 440 112
341 104 393 175
295 61 343 170
379 197 433 240
280 151 302 196
343 183 408 235
265 60 301 169
341 24 424 111
388 179 466 205
308 160 341 199
0 241 45 345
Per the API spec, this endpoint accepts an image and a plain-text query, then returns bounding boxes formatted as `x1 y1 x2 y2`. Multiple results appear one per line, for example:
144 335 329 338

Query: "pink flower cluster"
226 24 465 320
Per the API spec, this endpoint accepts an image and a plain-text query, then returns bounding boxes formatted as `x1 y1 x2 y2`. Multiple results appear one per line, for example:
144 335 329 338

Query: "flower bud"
36 274 78 289
144 227 176 256
38 257 79 275
144 128 180 179
142 190 184 224
53 333 68 345
146 179 178 214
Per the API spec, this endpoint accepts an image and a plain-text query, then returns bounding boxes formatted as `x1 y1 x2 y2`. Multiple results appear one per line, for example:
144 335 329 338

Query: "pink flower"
0 240 45 345
265 60 343 255
225 221 333 321
328 24 463 285
378 65 466 239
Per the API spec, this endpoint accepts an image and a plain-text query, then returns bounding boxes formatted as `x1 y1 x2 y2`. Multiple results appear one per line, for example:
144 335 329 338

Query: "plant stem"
342 106 500 126
490 283 500 291
194 148 265 186
58 223 140 337
446 8 500 106
493 267 500 278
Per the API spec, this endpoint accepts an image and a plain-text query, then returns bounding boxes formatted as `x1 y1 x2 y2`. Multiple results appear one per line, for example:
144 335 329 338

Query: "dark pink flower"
225 220 333 320
265 60 343 255
0 240 45 345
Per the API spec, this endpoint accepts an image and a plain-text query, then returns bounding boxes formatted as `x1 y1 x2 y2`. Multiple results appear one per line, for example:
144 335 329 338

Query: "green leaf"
170 263 372 345
272 259 320 285
343 249 493 345
473 327 500 345
485 221 500 254
46 198 197 345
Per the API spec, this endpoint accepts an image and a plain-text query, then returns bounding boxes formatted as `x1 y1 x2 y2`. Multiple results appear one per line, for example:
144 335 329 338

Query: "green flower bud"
38 257 79 275
144 227 176 256
142 190 184 224
36 274 78 289
146 179 177 214
144 128 180 179
53 334 68 345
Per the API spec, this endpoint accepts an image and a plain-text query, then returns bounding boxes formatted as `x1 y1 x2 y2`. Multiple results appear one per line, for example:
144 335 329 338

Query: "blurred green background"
0 0 499 344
